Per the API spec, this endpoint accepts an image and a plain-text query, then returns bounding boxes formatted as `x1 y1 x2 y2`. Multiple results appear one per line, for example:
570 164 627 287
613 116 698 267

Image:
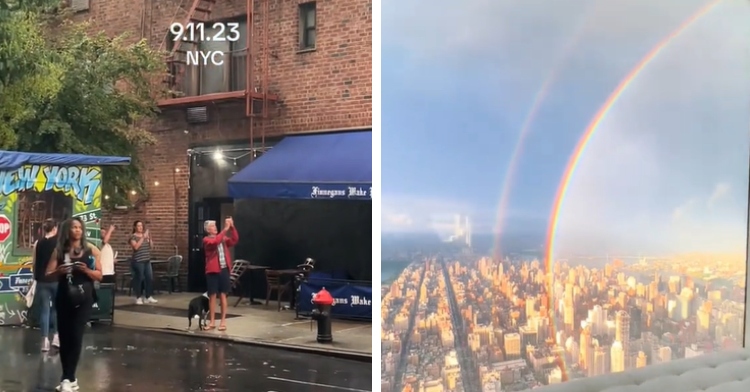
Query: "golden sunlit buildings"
383 250 746 391
504 333 521 360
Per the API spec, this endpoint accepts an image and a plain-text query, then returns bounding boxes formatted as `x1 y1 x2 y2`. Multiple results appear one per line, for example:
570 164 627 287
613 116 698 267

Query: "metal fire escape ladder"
165 0 218 93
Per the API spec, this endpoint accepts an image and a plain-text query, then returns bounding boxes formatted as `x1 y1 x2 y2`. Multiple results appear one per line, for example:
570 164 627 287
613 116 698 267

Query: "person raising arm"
202 218 239 331
129 221 157 305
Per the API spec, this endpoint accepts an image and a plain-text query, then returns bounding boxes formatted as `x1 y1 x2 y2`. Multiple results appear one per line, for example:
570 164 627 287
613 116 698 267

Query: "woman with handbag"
45 217 102 392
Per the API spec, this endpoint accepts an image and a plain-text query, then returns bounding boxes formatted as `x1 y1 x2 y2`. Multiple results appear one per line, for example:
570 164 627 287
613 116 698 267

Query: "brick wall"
73 0 371 269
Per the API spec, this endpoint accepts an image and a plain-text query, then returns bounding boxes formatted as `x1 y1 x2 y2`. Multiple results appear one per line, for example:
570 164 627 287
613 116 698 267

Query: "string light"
130 190 137 195
154 181 160 186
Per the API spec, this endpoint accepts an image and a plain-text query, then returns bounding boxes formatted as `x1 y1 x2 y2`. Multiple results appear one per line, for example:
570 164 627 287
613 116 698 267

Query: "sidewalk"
111 292 372 361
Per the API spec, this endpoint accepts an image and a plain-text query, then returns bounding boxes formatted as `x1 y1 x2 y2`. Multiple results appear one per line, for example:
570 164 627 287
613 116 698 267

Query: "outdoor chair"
156 255 183 293
265 270 290 311
118 260 133 293
229 259 250 307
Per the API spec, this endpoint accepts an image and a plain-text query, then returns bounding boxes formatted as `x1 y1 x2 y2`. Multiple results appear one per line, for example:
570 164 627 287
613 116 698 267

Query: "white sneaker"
52 333 60 348
135 297 143 305
56 379 79 392
41 338 50 352
146 297 158 304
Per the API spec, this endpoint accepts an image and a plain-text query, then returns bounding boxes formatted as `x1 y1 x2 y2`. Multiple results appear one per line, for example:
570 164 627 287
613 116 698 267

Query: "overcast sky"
381 0 750 255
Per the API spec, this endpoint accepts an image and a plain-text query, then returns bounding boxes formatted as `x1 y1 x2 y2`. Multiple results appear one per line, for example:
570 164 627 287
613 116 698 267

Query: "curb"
110 323 372 362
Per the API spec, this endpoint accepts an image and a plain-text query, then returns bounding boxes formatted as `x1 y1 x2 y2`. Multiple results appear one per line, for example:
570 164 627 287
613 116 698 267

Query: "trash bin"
90 282 115 324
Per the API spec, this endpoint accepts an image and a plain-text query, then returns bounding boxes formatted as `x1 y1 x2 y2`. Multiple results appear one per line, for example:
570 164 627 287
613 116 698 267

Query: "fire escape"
157 0 275 145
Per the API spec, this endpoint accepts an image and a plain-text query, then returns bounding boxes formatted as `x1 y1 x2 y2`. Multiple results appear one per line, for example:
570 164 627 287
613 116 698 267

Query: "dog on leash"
187 292 210 330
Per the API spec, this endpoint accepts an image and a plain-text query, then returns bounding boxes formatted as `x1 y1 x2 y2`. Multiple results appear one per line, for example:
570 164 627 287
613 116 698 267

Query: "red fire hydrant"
311 287 333 343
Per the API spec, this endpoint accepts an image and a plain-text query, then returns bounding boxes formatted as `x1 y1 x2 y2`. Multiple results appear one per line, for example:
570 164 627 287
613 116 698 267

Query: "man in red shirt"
203 217 239 331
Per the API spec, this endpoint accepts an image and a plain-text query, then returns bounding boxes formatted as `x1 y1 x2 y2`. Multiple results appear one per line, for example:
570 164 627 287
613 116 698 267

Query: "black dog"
187 293 210 330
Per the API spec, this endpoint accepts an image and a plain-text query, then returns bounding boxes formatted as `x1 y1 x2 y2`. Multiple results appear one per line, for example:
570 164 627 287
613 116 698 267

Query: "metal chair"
293 258 316 317
265 270 290 311
157 255 183 293
229 260 250 307
118 260 133 293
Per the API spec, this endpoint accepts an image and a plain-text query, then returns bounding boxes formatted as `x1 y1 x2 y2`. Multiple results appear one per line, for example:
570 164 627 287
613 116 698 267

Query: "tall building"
636 351 647 368
449 214 472 247
580 327 594 375
464 215 471 247
591 305 606 335
443 351 461 390
592 344 608 377
610 341 625 373
615 310 630 360
504 333 522 360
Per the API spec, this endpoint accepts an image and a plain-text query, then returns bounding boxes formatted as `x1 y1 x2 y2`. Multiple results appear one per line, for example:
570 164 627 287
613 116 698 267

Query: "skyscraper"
464 215 471 247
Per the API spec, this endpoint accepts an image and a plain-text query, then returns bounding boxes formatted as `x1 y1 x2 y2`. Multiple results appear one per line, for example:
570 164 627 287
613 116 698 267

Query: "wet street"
0 326 371 391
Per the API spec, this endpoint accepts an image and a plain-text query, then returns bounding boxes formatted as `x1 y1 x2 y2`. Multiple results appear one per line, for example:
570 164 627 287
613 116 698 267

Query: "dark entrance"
188 200 218 292
186 143 256 292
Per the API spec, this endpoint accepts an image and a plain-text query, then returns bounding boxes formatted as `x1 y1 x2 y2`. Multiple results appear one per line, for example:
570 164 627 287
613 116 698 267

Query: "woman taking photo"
45 217 102 392
130 220 157 305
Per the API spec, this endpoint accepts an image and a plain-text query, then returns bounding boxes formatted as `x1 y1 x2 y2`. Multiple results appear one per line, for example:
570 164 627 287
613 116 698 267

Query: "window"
70 0 90 12
167 18 247 97
299 2 316 50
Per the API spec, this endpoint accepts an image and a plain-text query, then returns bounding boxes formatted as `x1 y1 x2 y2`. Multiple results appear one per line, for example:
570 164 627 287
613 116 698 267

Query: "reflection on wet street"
0 326 371 391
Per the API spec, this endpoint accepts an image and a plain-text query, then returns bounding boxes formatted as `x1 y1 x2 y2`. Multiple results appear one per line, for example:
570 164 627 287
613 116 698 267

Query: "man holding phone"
202 217 239 331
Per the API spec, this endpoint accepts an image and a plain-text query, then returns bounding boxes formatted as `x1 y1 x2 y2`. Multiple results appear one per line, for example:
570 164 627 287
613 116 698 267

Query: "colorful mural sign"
0 164 102 325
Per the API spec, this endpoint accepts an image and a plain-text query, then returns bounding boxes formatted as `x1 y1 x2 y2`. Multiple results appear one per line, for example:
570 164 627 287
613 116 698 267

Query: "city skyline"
382 0 750 255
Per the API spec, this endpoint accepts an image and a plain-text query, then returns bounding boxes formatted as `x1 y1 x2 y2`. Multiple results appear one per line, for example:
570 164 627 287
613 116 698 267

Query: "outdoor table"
243 265 269 305
271 269 304 310
274 268 303 276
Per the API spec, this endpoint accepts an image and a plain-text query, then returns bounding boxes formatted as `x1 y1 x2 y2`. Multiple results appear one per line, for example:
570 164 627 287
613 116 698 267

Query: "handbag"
25 280 36 308
65 273 88 308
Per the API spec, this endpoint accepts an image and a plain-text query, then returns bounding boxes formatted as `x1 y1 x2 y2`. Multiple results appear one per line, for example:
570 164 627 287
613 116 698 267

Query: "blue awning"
0 151 131 170
228 130 371 200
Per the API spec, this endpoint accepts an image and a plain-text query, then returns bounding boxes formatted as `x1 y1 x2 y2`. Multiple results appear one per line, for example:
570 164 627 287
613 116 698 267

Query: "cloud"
707 182 731 208
672 198 699 221
384 0 712 71
383 213 413 228
381 194 499 235
672 182 731 221
381 194 470 234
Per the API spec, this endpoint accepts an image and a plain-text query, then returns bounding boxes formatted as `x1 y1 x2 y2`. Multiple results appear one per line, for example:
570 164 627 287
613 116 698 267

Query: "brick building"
72 0 372 287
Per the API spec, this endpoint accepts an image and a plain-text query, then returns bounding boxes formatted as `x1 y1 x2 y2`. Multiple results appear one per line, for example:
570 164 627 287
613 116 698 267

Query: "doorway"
186 142 259 292
187 197 234 292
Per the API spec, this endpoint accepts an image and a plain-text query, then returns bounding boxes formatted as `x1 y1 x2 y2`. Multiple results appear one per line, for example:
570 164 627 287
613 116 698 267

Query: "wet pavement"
0 326 372 392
